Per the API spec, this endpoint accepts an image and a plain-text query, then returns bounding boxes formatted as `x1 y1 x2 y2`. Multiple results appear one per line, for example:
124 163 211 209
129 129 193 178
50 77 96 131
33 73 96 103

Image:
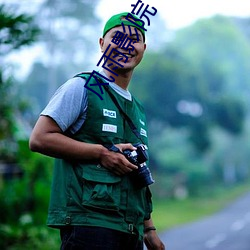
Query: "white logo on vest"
103 109 117 118
102 124 117 133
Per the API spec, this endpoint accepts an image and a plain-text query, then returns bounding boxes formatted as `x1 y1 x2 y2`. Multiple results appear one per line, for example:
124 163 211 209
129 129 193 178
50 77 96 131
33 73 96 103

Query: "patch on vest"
102 124 117 133
103 109 116 118
140 128 147 137
140 119 145 126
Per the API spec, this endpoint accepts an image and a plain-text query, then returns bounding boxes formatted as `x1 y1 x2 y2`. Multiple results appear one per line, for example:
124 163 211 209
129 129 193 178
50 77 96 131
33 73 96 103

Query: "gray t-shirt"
41 74 132 134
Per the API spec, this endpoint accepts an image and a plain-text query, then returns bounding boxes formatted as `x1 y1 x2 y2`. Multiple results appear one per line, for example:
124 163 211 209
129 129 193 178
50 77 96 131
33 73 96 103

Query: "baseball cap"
102 12 146 41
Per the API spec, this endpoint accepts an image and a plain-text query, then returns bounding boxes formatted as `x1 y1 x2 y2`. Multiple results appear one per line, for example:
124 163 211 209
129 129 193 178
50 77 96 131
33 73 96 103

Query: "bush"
0 140 58 249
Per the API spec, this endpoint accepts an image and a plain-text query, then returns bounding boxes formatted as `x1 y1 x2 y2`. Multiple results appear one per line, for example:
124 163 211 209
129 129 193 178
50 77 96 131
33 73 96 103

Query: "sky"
2 0 250 78
97 0 250 29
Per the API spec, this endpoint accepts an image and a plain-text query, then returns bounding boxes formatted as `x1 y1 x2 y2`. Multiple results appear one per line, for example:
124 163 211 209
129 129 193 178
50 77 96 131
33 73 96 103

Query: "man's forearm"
29 115 106 160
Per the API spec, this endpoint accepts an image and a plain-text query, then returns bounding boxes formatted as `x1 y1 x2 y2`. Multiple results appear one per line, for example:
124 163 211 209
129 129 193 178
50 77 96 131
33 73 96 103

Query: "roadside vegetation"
153 183 250 231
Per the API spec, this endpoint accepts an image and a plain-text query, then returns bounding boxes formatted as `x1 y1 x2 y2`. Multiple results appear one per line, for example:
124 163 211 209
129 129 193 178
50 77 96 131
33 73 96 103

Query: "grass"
151 183 250 231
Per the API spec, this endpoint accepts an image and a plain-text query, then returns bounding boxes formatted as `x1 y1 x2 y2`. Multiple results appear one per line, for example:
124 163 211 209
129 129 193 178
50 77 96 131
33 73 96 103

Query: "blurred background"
1 0 250 249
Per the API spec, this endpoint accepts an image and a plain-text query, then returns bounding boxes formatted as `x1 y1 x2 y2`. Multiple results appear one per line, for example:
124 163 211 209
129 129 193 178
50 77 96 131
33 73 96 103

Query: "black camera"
123 143 154 188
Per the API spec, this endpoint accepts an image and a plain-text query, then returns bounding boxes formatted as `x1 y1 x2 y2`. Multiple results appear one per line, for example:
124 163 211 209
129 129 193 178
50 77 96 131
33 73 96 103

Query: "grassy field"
152 183 250 232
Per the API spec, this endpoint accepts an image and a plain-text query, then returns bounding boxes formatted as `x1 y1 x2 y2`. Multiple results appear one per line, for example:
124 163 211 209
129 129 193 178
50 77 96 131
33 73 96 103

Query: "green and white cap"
102 12 146 41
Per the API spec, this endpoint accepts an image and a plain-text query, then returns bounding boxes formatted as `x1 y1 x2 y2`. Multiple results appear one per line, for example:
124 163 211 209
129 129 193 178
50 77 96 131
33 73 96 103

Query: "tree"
132 15 249 153
0 4 39 56
129 15 250 195
0 3 39 161
35 0 101 99
19 0 102 111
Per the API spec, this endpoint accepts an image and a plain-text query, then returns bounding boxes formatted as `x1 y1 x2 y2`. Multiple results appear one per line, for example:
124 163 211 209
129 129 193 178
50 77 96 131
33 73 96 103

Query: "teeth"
117 54 133 58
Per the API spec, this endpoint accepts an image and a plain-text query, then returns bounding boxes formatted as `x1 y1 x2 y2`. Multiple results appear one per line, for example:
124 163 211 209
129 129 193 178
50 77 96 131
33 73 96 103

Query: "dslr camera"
123 143 154 188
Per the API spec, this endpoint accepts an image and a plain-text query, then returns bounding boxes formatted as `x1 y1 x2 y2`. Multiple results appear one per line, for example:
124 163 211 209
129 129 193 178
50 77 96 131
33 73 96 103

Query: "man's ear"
99 37 104 52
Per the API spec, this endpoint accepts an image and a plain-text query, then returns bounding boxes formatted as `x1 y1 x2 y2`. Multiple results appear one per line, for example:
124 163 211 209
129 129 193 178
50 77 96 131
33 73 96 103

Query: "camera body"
123 143 154 188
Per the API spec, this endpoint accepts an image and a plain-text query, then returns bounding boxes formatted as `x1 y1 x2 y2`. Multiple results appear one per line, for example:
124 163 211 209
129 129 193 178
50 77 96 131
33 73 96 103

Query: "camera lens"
136 163 155 188
123 143 154 188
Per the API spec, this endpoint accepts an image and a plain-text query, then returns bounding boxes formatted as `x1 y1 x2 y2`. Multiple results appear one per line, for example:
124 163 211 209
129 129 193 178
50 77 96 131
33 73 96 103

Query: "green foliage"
188 119 211 153
185 162 212 196
0 141 53 224
212 96 245 134
0 76 18 161
0 4 39 55
174 15 250 98
132 15 249 153
37 0 101 74
19 0 102 112
0 224 60 250
0 3 40 161
0 76 15 140
132 52 198 127
0 140 57 249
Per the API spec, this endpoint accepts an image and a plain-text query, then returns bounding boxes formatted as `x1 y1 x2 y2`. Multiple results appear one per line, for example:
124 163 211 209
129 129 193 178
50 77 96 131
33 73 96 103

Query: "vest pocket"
81 165 122 211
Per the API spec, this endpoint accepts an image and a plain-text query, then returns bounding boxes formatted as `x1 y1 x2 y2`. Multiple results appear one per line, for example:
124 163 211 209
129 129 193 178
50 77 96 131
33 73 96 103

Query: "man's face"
99 25 146 74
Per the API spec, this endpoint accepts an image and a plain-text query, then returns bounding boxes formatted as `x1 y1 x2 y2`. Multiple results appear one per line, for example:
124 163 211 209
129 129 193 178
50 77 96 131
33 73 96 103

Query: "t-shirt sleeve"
41 77 87 133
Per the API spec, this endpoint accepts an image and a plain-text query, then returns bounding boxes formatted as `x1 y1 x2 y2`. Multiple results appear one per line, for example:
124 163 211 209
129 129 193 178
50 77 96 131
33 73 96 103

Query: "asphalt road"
160 192 250 250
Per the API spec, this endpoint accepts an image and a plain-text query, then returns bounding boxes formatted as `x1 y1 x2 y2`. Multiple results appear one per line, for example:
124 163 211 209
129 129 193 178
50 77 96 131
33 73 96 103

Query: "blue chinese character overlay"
97 44 129 75
84 70 113 100
130 0 157 27
111 29 136 54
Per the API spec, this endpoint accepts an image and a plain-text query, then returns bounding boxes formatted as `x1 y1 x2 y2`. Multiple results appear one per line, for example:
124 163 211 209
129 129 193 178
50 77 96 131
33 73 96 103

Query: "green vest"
47 73 152 239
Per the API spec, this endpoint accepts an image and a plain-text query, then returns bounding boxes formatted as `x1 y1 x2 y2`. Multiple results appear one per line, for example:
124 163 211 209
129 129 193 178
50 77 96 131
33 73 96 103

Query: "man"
29 12 165 250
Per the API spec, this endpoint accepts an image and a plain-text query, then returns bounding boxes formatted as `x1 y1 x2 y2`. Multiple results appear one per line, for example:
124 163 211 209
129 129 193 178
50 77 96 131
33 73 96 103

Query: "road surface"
160 192 250 250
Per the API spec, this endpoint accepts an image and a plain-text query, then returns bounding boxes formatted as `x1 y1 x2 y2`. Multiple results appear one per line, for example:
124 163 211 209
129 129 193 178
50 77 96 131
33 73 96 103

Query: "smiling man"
98 13 146 86
29 12 165 250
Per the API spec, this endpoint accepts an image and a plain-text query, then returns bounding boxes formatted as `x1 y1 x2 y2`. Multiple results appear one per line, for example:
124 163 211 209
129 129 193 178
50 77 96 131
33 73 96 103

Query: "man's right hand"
99 143 138 175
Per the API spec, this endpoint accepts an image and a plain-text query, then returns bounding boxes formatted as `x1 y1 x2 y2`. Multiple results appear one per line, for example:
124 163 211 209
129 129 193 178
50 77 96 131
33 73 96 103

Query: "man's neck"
103 69 133 90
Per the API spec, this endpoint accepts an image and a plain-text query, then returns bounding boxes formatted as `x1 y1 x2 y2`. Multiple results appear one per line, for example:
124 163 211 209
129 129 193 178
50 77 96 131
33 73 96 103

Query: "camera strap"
104 85 144 144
